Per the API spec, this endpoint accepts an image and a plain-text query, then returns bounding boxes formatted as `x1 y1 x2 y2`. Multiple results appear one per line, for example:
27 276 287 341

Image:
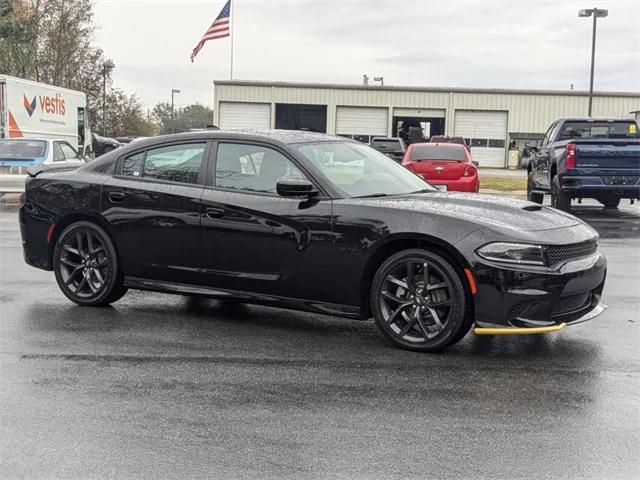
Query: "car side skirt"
123 276 363 319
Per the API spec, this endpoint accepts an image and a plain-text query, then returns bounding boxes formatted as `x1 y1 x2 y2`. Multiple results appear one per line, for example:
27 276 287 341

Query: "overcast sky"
93 0 640 110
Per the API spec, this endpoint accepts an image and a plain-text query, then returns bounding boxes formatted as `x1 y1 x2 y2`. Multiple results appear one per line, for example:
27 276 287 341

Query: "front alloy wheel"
371 249 469 352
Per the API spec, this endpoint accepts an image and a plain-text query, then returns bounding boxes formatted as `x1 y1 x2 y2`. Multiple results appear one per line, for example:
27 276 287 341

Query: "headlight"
477 242 547 266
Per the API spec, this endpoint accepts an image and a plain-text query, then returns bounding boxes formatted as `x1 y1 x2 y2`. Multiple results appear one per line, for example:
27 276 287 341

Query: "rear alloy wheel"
527 171 543 204
371 249 468 352
551 176 571 212
53 221 127 306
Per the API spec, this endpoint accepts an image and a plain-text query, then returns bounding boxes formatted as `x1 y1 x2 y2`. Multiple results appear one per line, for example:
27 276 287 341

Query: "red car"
402 143 479 192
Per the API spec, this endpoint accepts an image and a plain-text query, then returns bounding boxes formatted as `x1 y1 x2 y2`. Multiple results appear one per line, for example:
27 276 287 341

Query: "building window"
488 139 506 148
470 138 488 147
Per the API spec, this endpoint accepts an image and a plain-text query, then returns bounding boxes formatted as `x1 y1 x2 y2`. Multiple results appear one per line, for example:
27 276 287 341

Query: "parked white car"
0 138 85 192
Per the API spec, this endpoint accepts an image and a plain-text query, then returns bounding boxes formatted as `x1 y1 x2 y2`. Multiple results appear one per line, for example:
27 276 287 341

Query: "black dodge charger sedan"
19 130 607 352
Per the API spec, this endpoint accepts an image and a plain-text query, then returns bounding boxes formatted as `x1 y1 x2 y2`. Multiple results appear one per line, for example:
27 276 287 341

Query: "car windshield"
0 140 47 159
412 145 467 161
559 121 639 140
297 141 433 197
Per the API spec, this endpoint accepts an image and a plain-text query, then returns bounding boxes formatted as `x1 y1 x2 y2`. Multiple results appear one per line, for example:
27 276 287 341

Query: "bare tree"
0 0 113 130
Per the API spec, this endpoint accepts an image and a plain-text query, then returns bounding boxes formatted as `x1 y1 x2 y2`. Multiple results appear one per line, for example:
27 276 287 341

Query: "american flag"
190 0 231 62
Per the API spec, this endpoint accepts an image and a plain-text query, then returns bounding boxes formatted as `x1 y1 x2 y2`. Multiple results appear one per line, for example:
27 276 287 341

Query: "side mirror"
472 160 479 167
276 178 318 197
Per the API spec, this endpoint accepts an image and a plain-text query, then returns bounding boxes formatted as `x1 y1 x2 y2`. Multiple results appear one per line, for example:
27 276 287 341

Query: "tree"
0 0 112 132
92 89 155 138
152 102 214 135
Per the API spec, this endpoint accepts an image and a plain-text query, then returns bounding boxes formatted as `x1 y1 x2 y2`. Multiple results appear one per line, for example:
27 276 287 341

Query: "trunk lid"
410 160 467 180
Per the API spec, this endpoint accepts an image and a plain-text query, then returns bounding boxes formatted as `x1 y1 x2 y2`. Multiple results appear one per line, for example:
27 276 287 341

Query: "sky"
92 0 640 110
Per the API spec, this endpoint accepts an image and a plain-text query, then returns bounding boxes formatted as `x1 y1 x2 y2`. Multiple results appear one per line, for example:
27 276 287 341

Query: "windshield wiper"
355 193 389 198
409 188 433 194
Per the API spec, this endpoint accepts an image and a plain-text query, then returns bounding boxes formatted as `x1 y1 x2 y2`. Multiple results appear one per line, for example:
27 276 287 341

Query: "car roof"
557 118 636 123
126 130 345 150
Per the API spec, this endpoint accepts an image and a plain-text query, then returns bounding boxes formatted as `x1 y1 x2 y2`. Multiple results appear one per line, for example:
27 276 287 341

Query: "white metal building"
213 80 640 168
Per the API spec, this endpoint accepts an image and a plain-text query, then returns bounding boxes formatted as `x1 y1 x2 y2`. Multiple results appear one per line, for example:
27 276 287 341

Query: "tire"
599 197 620 209
53 221 127 306
550 176 571 212
370 249 469 352
527 171 543 204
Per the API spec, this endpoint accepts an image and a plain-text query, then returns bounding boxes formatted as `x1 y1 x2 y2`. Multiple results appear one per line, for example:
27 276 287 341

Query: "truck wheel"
551 177 571 212
600 197 620 209
527 172 543 204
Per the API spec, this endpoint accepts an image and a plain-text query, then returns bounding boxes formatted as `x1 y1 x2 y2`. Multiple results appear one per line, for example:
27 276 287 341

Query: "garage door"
218 102 271 130
454 110 507 168
336 107 388 139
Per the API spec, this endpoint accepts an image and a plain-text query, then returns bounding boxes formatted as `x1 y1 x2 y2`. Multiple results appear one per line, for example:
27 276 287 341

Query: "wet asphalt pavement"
1 200 639 479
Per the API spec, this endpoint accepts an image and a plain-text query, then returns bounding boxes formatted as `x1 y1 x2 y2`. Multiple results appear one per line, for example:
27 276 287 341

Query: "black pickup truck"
527 118 640 211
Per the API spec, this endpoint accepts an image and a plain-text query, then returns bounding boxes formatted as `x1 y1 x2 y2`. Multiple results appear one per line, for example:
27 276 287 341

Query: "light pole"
102 59 115 135
374 76 384 86
579 8 608 117
171 88 181 134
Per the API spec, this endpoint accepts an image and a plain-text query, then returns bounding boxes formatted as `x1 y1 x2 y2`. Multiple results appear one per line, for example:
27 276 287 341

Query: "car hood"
347 192 584 232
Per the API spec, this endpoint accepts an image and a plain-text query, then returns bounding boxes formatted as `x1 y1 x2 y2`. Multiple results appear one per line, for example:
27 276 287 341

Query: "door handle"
108 192 126 203
206 207 224 218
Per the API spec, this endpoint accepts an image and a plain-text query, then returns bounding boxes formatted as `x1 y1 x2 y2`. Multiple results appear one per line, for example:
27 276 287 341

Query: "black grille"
552 293 591 316
546 240 597 266
508 302 530 321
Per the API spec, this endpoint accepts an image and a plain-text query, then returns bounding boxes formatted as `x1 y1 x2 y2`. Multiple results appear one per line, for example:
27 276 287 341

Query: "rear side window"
121 143 206 185
59 142 79 160
411 145 467 161
559 121 639 140
53 143 65 162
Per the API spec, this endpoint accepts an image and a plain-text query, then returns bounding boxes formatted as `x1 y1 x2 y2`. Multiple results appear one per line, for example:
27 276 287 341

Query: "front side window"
542 122 556 146
215 143 306 194
121 143 205 185
297 141 432 198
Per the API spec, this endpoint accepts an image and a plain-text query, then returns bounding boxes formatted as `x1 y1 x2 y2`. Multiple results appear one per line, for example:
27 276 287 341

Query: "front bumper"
472 251 607 329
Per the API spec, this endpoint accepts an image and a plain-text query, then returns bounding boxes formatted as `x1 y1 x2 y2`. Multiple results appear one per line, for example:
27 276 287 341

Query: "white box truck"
0 75 91 154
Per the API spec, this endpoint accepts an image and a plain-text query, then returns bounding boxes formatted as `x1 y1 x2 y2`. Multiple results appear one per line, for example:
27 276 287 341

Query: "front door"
199 141 335 303
101 140 210 283
533 122 556 189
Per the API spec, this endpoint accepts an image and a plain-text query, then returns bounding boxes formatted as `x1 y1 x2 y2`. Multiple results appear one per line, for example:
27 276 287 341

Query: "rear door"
101 140 210 283
198 140 335 303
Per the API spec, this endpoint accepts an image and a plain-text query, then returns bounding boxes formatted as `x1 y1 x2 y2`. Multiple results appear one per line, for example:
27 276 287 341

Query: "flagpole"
230 0 234 79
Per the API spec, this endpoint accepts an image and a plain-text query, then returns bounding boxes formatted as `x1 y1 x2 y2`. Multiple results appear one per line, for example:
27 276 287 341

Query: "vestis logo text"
39 93 66 115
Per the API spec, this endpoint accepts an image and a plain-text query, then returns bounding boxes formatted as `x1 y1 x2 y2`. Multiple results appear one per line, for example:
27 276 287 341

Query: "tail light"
404 163 415 172
566 143 576 168
462 165 476 177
